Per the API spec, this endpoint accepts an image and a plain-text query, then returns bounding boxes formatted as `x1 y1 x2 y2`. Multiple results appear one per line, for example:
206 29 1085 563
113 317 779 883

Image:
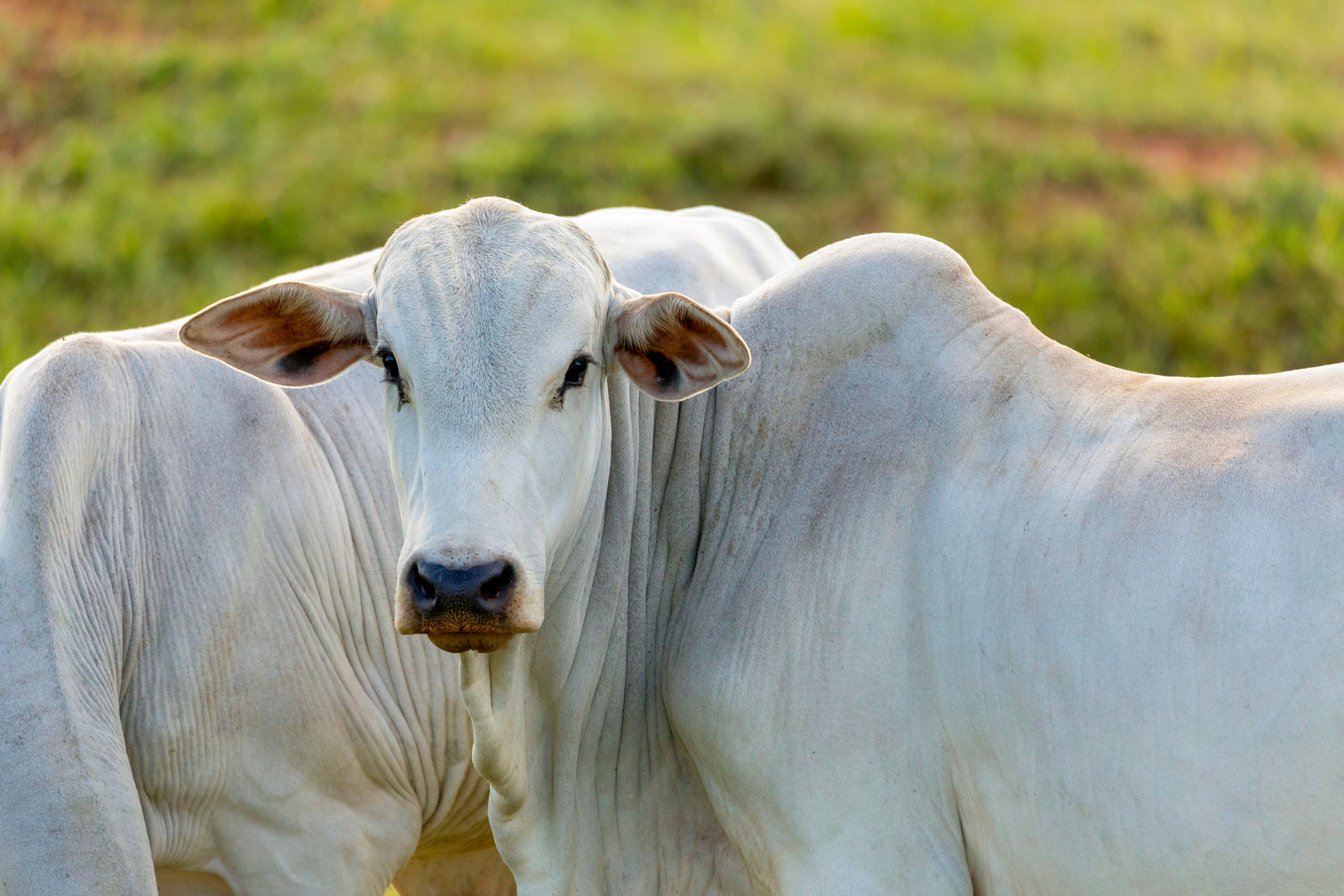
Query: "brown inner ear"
204 311 326 356
618 324 710 392
617 348 683 396
644 350 680 389
181 281 369 387
275 341 340 376
613 291 750 401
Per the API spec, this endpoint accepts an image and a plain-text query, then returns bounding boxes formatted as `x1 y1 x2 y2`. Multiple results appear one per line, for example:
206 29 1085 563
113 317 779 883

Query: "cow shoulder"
0 331 146 519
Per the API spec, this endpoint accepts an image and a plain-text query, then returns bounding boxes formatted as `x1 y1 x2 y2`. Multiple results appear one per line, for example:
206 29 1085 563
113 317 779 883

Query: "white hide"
672 233 1344 895
0 204 795 895
0 250 514 896
195 199 1344 896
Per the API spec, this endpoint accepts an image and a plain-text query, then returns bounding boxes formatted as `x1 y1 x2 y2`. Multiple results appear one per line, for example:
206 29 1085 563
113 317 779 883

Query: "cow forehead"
372 200 613 352
369 201 613 416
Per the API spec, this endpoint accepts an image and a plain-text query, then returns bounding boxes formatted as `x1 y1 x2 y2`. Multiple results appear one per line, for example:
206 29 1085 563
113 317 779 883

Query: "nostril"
409 562 439 613
407 558 517 617
479 561 516 606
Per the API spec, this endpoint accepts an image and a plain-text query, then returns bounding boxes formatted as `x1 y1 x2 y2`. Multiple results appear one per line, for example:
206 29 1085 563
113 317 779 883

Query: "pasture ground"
4 2 1344 893
5 1 1344 377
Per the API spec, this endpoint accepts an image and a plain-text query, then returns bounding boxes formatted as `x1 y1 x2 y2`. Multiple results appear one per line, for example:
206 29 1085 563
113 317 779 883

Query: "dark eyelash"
553 354 595 409
377 348 409 408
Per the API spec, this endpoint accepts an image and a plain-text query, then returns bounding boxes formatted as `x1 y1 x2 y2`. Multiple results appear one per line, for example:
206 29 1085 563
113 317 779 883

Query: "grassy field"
4 4 1344 892
5 0 1344 377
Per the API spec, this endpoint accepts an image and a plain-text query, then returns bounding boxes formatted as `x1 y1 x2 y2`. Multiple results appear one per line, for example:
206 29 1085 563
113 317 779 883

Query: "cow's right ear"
612 291 751 401
179 281 370 387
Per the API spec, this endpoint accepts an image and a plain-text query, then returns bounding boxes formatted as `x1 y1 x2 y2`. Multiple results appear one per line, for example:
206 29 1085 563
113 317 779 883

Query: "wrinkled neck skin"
459 371 741 894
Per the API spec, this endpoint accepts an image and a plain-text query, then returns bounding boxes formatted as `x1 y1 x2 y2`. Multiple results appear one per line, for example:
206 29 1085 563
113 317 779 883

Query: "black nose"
408 559 516 619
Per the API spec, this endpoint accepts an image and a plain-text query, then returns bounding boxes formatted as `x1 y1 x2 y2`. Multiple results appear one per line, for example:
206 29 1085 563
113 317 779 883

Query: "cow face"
180 198 750 653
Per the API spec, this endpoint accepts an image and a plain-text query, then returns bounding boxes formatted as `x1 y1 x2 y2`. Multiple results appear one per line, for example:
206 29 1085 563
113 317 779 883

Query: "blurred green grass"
4 0 1344 376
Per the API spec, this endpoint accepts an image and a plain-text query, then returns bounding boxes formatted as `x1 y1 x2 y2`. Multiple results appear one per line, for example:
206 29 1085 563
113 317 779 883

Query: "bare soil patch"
1102 128 1344 185
991 109 1344 187
0 0 158 163
3 0 149 44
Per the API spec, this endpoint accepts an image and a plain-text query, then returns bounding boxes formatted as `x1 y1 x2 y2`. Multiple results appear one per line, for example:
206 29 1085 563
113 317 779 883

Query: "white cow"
0 251 511 896
4 204 795 895
186 197 1344 895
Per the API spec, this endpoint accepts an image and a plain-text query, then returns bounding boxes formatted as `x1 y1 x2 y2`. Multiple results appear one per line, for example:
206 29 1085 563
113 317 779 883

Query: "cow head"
180 198 750 653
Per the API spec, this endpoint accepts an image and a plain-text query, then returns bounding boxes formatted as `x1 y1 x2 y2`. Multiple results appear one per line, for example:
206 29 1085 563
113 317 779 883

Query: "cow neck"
290 380 495 853
459 372 729 892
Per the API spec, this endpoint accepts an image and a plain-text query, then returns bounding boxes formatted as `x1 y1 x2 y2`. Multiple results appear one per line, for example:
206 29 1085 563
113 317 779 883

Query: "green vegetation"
5 0 1344 377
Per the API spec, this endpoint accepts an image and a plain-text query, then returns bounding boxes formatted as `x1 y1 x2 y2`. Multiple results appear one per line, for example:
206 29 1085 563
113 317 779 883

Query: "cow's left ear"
612 291 750 401
179 281 370 387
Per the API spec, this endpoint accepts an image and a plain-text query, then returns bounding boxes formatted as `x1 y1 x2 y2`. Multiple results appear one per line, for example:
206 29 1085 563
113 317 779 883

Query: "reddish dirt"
2 0 149 43
0 0 158 162
0 129 27 161
993 110 1344 187
991 110 1344 226
1101 128 1344 185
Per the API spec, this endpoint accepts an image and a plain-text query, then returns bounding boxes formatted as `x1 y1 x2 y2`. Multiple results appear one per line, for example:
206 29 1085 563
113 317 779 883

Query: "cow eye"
377 349 408 408
564 356 590 389
377 349 399 382
552 354 594 409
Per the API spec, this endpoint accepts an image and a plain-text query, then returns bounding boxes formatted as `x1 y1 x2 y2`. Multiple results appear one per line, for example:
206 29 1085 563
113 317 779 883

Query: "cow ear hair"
612 291 751 401
179 281 370 387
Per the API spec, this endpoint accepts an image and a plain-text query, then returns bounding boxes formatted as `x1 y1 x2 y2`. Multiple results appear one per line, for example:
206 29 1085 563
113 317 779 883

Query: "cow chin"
427 632 515 654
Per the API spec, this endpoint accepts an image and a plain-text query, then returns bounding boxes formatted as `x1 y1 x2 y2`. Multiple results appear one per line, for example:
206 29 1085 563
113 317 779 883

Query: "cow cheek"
385 403 423 510
543 411 604 545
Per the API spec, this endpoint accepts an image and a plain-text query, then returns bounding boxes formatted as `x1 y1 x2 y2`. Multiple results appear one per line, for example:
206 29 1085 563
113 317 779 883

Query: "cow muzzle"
397 555 538 653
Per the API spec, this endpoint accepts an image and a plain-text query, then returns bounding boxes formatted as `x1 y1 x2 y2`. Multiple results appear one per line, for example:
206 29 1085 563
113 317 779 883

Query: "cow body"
0 254 509 895
184 201 1344 894
658 234 1344 894
2 204 795 895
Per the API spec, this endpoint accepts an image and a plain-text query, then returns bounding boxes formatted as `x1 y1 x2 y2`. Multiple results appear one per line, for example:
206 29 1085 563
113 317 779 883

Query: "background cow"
189 197 1344 894
2 204 795 894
